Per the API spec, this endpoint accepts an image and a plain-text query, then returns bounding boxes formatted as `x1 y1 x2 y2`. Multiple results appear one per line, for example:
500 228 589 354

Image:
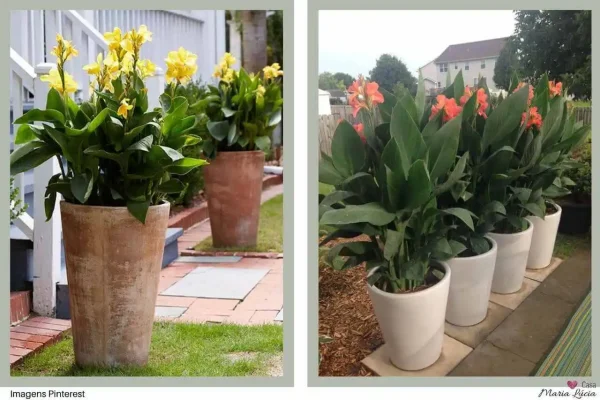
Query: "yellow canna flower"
117 98 133 118
212 65 222 79
51 33 78 63
40 68 78 94
137 59 156 79
103 27 123 53
222 52 236 68
120 52 134 74
256 85 266 96
222 69 235 83
263 63 283 80
165 47 198 84
121 25 153 56
83 53 103 76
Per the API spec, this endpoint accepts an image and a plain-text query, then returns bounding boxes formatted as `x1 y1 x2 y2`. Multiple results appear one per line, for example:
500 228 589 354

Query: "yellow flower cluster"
51 34 79 62
212 52 237 83
120 25 152 57
165 47 198 85
263 63 283 80
83 52 120 93
117 98 133 118
40 68 78 95
42 34 79 95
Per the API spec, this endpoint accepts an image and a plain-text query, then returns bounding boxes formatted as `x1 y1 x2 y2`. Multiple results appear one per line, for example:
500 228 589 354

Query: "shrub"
10 177 27 222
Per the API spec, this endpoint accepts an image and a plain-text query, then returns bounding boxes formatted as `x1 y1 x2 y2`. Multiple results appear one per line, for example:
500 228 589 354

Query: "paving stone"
10 332 54 344
19 321 68 331
175 256 242 264
524 257 563 282
449 340 536 376
10 346 32 357
10 355 21 365
537 251 591 305
223 310 256 325
157 277 180 292
487 290 577 363
250 310 279 324
30 317 71 327
161 267 269 300
160 264 197 278
490 277 539 310
155 295 196 308
178 313 225 323
154 306 187 318
275 309 283 321
11 326 61 337
10 339 43 351
362 335 472 376
186 298 239 314
445 302 512 349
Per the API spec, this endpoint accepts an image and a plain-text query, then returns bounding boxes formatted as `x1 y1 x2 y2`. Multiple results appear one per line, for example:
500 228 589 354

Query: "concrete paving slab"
155 306 187 318
487 290 577 363
275 309 283 321
362 335 472 377
525 258 563 282
175 256 242 263
445 302 512 349
161 267 269 300
490 277 539 310
449 340 536 376
537 251 591 305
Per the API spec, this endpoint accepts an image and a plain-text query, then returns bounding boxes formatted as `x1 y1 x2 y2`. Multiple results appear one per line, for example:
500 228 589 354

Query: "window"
481 60 486 69
474 77 478 86
465 62 470 71
439 63 448 72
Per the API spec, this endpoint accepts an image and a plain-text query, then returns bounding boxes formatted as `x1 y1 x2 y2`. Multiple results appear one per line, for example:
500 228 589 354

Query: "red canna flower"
430 95 462 123
521 106 542 130
514 82 534 106
353 123 366 143
549 80 563 98
347 75 384 118
460 86 488 119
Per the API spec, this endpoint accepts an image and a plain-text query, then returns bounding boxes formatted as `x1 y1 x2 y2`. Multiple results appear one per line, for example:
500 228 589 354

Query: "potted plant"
557 138 591 234
319 76 471 370
10 29 206 367
197 54 283 248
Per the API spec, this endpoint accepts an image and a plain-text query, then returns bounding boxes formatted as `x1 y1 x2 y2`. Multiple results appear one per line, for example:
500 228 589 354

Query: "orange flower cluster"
430 95 462 123
549 80 563 98
514 82 535 105
347 75 384 118
521 106 543 130
459 86 489 119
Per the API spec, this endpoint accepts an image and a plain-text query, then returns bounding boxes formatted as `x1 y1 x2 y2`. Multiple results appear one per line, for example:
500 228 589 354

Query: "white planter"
488 220 534 294
367 261 451 371
445 237 497 326
526 204 562 269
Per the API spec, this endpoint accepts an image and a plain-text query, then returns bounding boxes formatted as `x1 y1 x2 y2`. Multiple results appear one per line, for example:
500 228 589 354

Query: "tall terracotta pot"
203 150 265 248
60 201 169 367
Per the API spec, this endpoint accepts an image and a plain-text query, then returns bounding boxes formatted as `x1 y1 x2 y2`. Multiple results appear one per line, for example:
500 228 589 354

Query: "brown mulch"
318 235 383 377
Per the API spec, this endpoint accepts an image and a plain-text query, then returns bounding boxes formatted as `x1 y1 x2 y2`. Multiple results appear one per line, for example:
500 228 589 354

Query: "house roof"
434 37 509 63
327 89 346 98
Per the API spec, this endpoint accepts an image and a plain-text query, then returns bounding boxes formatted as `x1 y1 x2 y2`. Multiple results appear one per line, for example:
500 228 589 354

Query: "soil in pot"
446 236 497 327
367 261 450 371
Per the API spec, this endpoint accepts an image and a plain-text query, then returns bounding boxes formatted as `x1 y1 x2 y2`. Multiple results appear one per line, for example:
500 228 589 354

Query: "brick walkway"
10 317 71 366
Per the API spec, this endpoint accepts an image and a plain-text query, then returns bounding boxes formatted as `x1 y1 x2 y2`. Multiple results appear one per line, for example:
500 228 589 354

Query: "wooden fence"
319 106 592 157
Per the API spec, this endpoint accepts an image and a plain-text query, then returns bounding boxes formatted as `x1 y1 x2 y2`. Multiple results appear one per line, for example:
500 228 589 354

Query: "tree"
318 72 345 90
267 10 283 66
512 10 591 98
241 11 267 74
493 38 521 90
333 72 354 89
369 54 417 94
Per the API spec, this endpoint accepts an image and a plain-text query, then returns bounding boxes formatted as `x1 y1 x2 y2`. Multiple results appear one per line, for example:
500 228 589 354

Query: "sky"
319 10 517 78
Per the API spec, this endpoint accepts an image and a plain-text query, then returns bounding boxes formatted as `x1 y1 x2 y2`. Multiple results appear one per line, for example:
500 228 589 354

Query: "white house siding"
432 57 499 92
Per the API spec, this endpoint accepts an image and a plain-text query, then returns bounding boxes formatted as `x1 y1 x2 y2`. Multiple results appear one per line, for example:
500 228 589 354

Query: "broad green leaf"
127 135 153 152
384 228 404 261
157 179 186 193
320 203 396 226
227 123 238 146
377 88 396 123
481 85 529 151
154 145 184 162
255 135 271 152
161 97 189 134
70 172 94 204
415 71 426 121
167 157 208 175
10 141 56 175
331 120 365 177
14 109 65 125
434 152 468 195
405 160 432 209
453 70 465 100
320 190 356 206
87 108 111 133
222 107 236 117
127 200 150 224
207 120 229 141
46 88 65 115
268 109 282 126
170 115 197 135
319 155 344 186
443 207 475 230
522 203 544 218
390 101 426 163
427 114 461 180
15 124 42 144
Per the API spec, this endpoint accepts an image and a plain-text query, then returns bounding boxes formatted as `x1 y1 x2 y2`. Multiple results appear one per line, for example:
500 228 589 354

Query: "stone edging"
180 249 283 259
168 174 283 231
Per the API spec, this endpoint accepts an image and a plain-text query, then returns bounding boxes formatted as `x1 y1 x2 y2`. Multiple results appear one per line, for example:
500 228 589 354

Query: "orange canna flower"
347 75 384 118
521 107 542 130
430 95 462 123
514 82 534 106
549 80 563 98
353 123 366 143
460 86 488 119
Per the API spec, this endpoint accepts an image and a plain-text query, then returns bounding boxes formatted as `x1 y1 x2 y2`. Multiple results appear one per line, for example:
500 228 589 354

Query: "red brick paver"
9 316 71 367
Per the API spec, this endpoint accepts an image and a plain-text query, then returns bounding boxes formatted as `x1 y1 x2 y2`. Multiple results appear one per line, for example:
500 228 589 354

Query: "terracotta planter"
203 150 265 248
526 204 562 269
60 201 169 367
446 236 497 326
367 261 451 371
488 220 534 294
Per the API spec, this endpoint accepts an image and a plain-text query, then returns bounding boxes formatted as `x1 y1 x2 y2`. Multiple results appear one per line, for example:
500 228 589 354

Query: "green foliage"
333 72 354 89
200 67 283 158
493 38 521 91
10 177 28 222
369 54 417 95
267 10 283 67
512 10 591 99
319 80 470 293
11 77 207 224
318 72 346 91
562 138 591 202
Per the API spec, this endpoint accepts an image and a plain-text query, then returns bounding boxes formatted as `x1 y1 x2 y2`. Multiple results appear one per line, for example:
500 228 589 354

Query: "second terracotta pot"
203 150 265 248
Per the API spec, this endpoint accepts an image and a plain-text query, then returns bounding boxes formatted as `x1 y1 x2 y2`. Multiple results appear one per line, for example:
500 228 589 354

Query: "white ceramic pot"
488 220 534 294
526 204 562 269
445 237 497 326
367 261 451 371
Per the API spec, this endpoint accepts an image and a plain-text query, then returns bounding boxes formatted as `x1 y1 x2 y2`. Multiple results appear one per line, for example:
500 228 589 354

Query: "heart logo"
567 381 578 389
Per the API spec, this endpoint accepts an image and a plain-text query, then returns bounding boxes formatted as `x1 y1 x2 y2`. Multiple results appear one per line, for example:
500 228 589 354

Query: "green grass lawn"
11 322 283 377
553 232 591 259
195 194 283 253
571 100 591 108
